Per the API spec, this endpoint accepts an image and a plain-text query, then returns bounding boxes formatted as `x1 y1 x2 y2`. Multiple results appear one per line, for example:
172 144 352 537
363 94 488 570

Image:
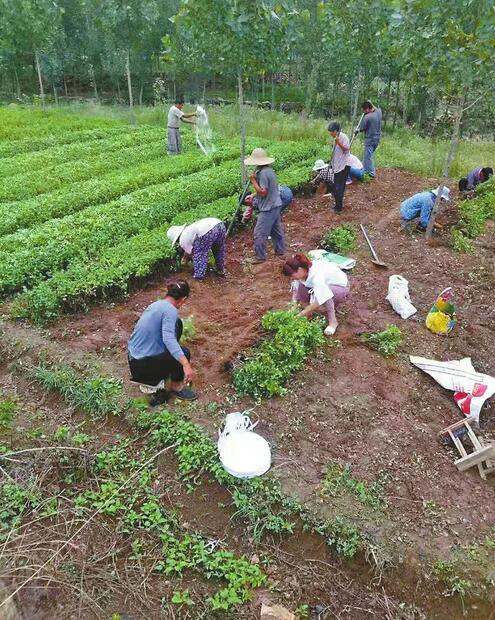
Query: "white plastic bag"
218 412 271 479
386 274 417 319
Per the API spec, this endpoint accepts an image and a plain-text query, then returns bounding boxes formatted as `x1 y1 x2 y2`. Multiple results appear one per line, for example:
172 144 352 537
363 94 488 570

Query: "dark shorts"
129 347 191 386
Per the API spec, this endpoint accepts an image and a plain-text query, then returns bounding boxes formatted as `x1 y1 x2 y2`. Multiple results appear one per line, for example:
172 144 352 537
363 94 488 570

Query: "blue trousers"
363 140 379 177
254 206 286 260
348 167 364 180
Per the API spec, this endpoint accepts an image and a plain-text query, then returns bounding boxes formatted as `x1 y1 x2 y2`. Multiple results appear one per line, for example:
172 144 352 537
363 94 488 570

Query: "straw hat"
167 224 187 246
432 186 451 201
312 159 327 171
244 147 274 166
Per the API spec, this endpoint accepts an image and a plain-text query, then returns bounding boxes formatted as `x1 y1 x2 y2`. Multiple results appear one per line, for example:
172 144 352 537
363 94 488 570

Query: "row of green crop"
0 134 171 202
0 125 131 159
0 142 318 296
0 107 121 140
21 356 367 560
451 178 495 251
0 126 165 179
233 309 325 399
12 158 315 323
0 140 235 238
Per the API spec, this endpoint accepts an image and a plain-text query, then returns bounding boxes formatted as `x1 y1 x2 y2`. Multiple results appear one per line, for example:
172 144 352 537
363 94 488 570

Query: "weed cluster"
29 360 129 420
233 309 325 398
134 406 367 559
0 398 16 431
360 324 403 357
321 463 387 510
319 223 357 254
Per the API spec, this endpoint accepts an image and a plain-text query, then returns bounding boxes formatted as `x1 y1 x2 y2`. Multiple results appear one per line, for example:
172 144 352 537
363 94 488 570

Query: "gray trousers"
167 126 181 155
254 206 286 260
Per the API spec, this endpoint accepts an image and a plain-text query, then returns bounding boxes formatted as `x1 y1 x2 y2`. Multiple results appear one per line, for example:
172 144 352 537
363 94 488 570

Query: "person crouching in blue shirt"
400 186 451 232
128 280 197 405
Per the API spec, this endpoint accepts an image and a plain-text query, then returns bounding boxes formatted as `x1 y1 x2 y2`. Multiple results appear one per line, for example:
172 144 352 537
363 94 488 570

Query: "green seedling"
360 324 403 357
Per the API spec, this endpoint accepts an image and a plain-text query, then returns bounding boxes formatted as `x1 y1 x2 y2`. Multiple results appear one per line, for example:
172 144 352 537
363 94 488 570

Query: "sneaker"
346 179 353 185
149 389 169 407
324 325 337 336
171 386 198 401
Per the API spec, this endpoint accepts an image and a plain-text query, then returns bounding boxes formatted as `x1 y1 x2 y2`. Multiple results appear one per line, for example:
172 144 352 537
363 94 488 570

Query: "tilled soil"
14 168 495 618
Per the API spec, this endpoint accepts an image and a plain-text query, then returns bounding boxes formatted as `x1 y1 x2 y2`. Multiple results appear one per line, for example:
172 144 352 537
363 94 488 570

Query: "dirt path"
11 168 495 618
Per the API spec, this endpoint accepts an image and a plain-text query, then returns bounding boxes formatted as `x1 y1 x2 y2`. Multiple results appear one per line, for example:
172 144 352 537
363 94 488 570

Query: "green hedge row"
12 157 316 322
0 136 171 202
0 108 121 141
0 139 238 238
233 309 325 398
0 126 164 179
0 125 130 159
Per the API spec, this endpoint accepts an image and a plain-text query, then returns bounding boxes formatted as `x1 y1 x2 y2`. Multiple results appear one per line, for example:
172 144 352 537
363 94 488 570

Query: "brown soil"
4 168 495 619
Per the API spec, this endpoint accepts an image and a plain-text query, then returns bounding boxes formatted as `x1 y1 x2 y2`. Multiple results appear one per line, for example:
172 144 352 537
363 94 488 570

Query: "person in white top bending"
167 99 196 155
167 218 226 281
283 253 350 336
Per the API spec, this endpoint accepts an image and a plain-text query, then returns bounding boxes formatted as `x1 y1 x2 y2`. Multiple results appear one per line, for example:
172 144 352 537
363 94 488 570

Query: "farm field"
0 107 495 620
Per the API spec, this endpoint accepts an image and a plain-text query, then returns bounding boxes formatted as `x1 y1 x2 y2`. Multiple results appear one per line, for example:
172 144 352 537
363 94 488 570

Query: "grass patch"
0 398 16 431
321 463 387 510
319 223 357 254
181 315 196 343
28 360 129 420
360 325 403 357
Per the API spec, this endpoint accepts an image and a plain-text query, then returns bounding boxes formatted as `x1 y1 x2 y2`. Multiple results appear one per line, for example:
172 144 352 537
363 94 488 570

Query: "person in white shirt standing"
167 218 226 280
283 253 350 336
167 99 197 155
327 121 350 213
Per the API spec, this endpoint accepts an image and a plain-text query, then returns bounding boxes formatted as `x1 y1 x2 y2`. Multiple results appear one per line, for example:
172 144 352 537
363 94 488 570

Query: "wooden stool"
439 419 495 480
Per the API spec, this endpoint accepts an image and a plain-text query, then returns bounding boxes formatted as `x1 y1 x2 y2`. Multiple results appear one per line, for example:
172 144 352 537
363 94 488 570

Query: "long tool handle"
227 180 251 237
349 112 364 149
360 224 379 262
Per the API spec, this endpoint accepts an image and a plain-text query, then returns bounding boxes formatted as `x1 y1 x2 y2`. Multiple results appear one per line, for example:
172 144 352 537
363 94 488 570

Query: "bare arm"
182 112 197 118
249 172 268 197
181 117 196 125
178 354 193 383
299 302 320 317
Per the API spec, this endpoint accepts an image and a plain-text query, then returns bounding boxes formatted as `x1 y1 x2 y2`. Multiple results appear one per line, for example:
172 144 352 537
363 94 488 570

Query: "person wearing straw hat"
400 186 450 232
244 147 286 264
167 218 226 280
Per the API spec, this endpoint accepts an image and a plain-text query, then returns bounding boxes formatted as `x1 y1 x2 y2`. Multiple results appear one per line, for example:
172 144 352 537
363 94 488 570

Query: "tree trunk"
238 73 247 184
53 84 58 105
139 81 144 105
125 49 133 108
116 78 121 99
35 50 45 107
402 85 411 126
425 93 465 240
392 79 400 131
271 76 275 110
202 79 206 103
64 75 69 99
383 76 392 126
261 75 265 99
13 67 21 99
351 73 361 128
90 65 98 101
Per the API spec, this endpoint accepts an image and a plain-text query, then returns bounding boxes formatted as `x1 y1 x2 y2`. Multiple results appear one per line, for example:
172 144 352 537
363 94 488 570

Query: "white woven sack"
218 412 271 479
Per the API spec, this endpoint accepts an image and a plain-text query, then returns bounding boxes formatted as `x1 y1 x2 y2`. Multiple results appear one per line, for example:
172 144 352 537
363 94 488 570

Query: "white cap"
167 224 187 246
312 159 327 171
432 186 450 201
